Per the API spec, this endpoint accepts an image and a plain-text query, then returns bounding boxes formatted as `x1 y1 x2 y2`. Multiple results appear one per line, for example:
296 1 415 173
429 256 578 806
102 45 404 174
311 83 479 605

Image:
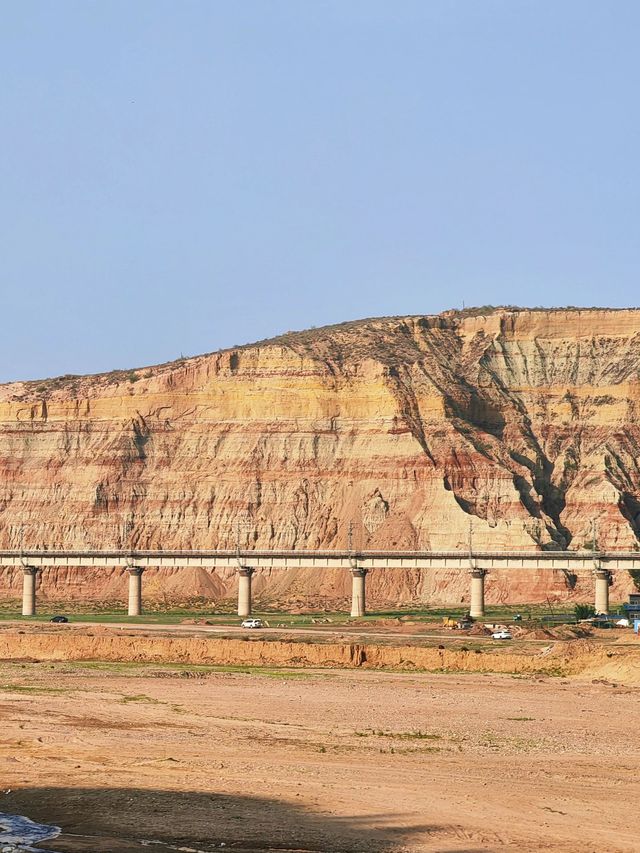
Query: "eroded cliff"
1 307 639 605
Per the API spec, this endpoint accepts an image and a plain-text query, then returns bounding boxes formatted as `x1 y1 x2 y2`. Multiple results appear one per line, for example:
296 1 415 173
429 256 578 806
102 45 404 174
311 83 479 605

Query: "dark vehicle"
50 615 69 624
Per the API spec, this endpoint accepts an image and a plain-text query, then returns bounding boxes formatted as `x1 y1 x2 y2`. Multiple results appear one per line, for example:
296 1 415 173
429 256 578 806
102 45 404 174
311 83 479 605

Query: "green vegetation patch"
355 728 442 740
63 660 331 680
120 693 161 704
0 683 68 695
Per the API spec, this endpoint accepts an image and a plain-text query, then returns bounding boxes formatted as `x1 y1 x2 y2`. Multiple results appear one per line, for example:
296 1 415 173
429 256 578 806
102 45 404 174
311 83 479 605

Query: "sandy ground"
0 657 638 853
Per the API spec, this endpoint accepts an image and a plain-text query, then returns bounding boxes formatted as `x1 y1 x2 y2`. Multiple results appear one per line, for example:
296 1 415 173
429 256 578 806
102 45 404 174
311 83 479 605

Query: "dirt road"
0 657 638 853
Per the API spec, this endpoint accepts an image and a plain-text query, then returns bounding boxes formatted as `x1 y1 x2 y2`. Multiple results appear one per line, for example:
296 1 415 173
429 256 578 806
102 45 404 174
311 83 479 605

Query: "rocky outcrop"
1 307 640 605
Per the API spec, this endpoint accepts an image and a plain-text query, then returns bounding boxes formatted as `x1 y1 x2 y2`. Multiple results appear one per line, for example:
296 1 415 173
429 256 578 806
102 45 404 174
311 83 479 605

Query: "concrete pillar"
594 568 611 615
469 568 487 619
350 568 368 618
127 567 144 616
237 567 255 617
22 566 38 616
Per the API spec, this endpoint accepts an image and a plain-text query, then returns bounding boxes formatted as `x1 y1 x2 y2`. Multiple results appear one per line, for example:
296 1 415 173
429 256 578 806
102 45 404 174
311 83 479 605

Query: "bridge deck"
1 549 639 571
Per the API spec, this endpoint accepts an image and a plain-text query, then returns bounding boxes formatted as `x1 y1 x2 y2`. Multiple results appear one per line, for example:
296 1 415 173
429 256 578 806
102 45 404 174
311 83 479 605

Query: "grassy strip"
0 602 585 626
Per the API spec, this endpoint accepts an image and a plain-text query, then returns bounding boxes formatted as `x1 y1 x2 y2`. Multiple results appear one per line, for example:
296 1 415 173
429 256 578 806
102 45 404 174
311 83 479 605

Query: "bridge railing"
0 548 638 560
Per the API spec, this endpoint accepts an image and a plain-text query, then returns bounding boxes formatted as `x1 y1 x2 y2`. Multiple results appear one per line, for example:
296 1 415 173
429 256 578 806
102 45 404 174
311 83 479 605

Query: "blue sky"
1 1 639 381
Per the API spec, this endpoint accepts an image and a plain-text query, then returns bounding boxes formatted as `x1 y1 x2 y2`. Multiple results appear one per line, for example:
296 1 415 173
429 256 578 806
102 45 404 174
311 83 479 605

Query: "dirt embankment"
2 627 639 684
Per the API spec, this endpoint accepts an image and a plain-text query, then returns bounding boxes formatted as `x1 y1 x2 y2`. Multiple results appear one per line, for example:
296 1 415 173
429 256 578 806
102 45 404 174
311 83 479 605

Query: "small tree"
628 569 640 591
574 603 596 621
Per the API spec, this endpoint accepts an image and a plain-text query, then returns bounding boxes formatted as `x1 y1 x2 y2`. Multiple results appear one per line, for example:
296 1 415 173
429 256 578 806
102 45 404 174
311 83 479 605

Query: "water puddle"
0 813 229 853
0 812 60 852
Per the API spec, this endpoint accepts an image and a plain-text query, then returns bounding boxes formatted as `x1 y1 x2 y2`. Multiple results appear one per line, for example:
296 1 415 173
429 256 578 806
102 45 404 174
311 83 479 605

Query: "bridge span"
2 548 637 619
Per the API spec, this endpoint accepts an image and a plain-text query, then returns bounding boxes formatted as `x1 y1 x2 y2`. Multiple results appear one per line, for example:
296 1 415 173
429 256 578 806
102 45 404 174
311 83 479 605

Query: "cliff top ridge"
2 305 637 394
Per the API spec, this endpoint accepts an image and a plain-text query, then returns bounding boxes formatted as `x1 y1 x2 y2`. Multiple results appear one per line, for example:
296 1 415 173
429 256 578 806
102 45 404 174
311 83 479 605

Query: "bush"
574 603 596 620
628 569 640 591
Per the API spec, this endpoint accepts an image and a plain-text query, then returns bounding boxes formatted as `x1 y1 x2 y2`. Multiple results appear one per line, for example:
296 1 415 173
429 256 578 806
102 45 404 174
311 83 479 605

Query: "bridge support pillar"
238 567 255 617
594 568 611 615
22 566 38 616
127 567 144 616
350 567 368 618
469 568 487 619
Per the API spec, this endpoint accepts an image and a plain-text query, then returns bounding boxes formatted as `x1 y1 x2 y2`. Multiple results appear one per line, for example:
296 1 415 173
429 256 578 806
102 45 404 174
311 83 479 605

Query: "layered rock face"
1 307 639 605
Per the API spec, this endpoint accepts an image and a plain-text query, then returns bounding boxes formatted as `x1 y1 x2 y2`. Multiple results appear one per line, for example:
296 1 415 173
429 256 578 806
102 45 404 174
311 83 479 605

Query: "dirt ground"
1 654 639 853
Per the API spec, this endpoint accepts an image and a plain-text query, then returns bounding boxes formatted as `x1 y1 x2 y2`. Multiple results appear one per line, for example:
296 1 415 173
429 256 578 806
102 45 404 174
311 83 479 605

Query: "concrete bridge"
2 548 638 619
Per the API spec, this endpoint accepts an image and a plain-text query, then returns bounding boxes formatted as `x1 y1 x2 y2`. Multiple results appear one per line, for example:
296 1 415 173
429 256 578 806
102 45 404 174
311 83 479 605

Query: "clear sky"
1 1 639 382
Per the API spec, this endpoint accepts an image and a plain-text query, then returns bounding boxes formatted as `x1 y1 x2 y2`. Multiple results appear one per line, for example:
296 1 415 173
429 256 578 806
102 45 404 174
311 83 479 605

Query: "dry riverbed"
0 644 639 853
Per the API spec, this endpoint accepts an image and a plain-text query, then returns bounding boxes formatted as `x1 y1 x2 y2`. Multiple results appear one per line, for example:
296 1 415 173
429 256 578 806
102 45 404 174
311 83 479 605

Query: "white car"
241 618 264 629
492 630 512 640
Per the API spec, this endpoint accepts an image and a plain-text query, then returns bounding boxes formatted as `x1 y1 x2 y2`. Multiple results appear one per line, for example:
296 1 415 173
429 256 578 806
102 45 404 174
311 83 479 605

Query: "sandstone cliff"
1 307 639 605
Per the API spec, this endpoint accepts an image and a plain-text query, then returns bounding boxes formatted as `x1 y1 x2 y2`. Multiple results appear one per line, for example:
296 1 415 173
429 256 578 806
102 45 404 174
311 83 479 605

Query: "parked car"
50 615 69 624
241 618 263 629
491 630 512 640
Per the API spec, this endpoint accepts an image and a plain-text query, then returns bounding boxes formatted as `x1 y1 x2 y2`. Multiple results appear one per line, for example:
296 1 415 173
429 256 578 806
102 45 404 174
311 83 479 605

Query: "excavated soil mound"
519 625 595 640
466 624 493 635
